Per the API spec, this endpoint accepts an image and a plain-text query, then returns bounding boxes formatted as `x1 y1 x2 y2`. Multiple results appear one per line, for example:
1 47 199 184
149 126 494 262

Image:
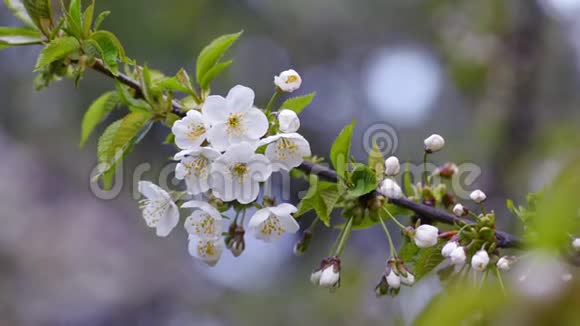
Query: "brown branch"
88 60 523 249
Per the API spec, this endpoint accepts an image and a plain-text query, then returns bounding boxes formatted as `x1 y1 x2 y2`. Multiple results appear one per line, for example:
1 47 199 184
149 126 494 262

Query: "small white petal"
441 241 459 257
226 85 254 113
450 247 466 265
470 190 487 203
319 265 340 288
378 179 403 199
413 225 439 248
386 270 401 289
278 109 300 133
384 156 400 176
471 250 490 272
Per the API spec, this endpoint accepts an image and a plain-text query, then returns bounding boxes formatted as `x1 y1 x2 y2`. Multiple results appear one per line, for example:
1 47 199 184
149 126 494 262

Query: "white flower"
572 238 580 251
497 256 514 271
209 142 272 204
384 156 400 176
400 271 415 286
182 200 224 239
174 147 221 195
278 109 300 133
424 134 445 153
471 250 490 271
310 270 322 285
248 203 300 242
386 270 401 289
187 235 225 266
452 203 465 216
450 247 466 265
137 181 179 237
319 264 340 288
171 110 210 150
259 133 311 172
413 225 439 248
441 241 459 257
470 189 487 203
274 69 302 92
378 179 403 199
203 85 269 151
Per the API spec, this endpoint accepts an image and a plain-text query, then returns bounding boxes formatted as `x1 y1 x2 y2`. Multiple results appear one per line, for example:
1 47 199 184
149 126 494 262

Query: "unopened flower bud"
310 270 322 285
384 156 400 176
413 225 439 248
375 276 389 297
312 257 341 289
434 162 458 178
293 230 313 256
274 69 302 92
378 179 403 199
424 134 445 153
471 250 490 272
400 271 415 286
441 241 459 257
497 256 516 271
470 189 487 203
572 238 580 251
386 269 401 289
453 203 466 217
278 109 300 133
450 247 467 266
226 224 245 257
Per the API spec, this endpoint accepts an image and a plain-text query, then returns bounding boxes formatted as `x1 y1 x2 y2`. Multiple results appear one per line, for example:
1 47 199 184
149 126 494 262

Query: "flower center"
184 156 210 178
231 163 248 180
275 138 299 160
260 215 285 237
191 213 217 237
197 240 216 258
188 123 206 141
139 199 170 227
226 113 246 136
286 75 299 84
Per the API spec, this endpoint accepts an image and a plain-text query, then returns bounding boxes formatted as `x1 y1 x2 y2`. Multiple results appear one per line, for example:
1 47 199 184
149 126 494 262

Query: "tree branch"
87 60 523 249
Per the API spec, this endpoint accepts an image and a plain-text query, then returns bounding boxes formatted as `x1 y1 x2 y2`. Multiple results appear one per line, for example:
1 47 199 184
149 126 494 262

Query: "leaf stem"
378 214 396 257
264 90 280 114
334 216 354 257
382 207 406 230
423 152 429 186
495 267 507 295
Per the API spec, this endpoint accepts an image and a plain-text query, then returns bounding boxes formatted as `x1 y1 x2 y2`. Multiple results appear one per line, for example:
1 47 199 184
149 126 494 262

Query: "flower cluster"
137 71 311 265
375 258 415 297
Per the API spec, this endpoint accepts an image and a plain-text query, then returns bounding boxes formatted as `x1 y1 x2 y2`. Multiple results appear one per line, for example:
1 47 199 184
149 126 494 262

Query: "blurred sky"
1 0 580 325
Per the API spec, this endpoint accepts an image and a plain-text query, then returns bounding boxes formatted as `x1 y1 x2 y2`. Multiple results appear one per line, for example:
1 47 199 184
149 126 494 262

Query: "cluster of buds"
310 257 341 289
375 258 415 297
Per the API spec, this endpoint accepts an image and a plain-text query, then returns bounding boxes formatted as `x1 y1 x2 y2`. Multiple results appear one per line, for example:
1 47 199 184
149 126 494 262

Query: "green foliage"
93 11 110 31
412 240 445 281
348 164 378 197
397 239 419 262
200 60 232 90
97 111 153 189
279 92 316 114
82 1 95 38
92 30 126 60
196 31 242 89
4 0 36 28
296 180 340 227
22 0 52 35
0 26 42 48
80 91 121 147
115 81 150 110
402 161 414 197
330 120 355 181
367 140 384 176
35 36 80 70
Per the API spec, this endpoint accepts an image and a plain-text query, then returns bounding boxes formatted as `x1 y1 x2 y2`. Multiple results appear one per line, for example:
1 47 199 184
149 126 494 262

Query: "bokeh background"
1 0 580 325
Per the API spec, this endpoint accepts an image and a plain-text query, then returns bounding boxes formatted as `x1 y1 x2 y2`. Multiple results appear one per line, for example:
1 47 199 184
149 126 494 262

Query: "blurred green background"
1 0 580 325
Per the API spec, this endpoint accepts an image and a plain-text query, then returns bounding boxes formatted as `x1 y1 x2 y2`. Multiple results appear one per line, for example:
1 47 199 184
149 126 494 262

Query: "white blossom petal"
188 236 225 266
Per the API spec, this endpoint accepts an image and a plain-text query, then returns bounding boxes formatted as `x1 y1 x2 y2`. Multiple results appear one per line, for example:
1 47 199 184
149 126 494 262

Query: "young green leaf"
402 161 414 197
82 1 95 38
22 0 52 35
35 36 80 70
0 26 43 46
368 139 385 176
412 241 445 281
196 31 242 86
348 164 378 197
296 180 340 227
199 60 232 89
115 81 151 110
97 111 153 188
80 91 120 147
279 92 316 114
92 30 126 61
93 11 110 31
330 120 355 180
68 0 82 29
90 31 121 74
4 0 36 28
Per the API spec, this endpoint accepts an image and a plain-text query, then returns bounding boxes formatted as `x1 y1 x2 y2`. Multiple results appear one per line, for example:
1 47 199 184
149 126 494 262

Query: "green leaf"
22 0 52 35
97 111 152 189
115 81 150 110
330 120 355 181
296 180 340 227
82 1 95 38
199 60 232 89
93 11 110 31
412 241 445 281
91 31 121 74
0 26 42 46
402 161 414 197
4 0 36 28
92 30 126 60
196 31 242 86
68 0 82 30
35 36 80 70
159 76 191 94
368 139 385 176
80 91 120 147
279 92 316 114
348 164 378 197
397 238 419 262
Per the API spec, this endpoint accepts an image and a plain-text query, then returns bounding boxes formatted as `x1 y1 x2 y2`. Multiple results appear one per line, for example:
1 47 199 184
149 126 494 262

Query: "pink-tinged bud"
434 162 459 179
